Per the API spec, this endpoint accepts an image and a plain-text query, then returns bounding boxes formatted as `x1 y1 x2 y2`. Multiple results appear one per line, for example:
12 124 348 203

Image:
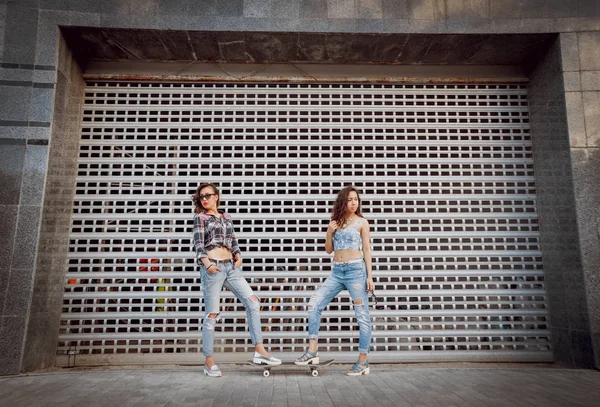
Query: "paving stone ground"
0 363 599 407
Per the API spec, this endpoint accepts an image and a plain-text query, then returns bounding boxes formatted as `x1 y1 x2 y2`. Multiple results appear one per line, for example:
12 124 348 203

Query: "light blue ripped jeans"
200 262 262 357
307 260 372 354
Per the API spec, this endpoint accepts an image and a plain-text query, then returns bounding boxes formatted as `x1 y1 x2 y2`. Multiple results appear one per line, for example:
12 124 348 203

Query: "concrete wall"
0 22 84 375
1 0 600 374
20 34 85 373
528 35 595 368
560 31 600 369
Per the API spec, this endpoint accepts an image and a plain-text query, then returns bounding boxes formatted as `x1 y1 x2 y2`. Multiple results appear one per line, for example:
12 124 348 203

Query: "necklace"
342 216 355 228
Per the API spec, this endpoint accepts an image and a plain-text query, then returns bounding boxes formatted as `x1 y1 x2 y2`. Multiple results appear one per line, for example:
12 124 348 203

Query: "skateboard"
247 359 335 377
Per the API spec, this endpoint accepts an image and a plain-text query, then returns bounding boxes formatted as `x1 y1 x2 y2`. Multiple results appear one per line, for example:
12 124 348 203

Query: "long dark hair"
192 183 221 214
331 186 363 227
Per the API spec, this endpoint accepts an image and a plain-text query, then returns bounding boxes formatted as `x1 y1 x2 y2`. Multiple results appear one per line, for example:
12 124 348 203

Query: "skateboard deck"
248 359 335 377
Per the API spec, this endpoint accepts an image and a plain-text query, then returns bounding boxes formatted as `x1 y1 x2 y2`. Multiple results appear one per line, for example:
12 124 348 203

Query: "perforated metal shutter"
57 81 551 365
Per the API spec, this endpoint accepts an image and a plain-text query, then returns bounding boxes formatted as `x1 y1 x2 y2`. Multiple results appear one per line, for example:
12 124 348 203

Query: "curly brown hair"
192 183 221 214
331 186 363 227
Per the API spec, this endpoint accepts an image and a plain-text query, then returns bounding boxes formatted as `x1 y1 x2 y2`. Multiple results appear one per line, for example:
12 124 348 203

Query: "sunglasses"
369 290 383 310
198 193 216 201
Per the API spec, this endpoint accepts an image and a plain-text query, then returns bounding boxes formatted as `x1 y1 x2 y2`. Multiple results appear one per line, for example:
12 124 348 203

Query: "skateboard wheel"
311 369 319 377
263 369 270 377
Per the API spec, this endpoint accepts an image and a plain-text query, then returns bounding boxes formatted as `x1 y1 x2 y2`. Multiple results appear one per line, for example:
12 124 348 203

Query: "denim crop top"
332 219 362 251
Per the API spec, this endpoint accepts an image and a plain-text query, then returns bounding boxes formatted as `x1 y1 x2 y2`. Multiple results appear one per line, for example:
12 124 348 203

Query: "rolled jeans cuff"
358 347 370 354
308 334 318 340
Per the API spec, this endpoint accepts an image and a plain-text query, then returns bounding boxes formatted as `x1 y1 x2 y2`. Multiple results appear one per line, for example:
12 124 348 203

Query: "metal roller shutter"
57 81 551 365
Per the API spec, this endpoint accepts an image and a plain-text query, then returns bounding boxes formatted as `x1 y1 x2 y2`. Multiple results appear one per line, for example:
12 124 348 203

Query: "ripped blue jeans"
201 262 262 357
307 260 372 354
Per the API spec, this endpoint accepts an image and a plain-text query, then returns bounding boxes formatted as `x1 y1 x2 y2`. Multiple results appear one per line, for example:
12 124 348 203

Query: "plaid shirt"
193 211 241 262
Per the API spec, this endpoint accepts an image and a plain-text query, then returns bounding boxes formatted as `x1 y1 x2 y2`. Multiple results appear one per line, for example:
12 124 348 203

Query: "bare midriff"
206 246 233 260
333 248 362 262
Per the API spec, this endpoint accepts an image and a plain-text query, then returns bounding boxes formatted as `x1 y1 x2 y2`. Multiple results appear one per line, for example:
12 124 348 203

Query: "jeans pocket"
347 263 366 279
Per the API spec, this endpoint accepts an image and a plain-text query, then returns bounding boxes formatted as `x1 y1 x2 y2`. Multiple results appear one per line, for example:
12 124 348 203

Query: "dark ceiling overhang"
61 27 556 70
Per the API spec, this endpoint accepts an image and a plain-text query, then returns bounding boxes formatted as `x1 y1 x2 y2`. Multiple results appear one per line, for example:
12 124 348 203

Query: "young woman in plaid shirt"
192 182 281 377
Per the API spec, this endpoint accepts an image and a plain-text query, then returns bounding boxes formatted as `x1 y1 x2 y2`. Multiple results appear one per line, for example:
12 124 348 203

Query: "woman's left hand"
366 277 374 292
234 258 242 269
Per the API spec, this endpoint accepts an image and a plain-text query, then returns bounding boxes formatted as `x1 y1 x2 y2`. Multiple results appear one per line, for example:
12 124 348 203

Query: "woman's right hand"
206 264 222 274
328 221 339 233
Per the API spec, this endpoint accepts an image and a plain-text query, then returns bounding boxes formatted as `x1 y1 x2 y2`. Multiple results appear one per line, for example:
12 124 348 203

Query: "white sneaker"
203 364 222 377
253 352 282 365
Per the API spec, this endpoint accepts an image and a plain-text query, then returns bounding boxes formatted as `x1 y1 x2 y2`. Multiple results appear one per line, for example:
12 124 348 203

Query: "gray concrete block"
355 17 384 32
0 4 5 60
550 327 572 364
571 329 596 368
563 71 582 92
328 0 355 18
490 0 519 19
16 0 43 7
548 0 579 18
243 0 270 18
68 10 101 27
3 268 34 317
29 87 55 124
2 5 38 64
444 0 489 20
98 12 161 30
578 0 600 18
0 85 32 122
556 17 600 32
582 91 600 147
520 0 548 19
22 310 62 372
27 269 51 314
158 0 198 16
0 205 18 276
11 205 42 270
490 17 550 33
39 0 74 12
564 288 592 331
126 0 160 16
20 145 49 206
273 0 300 18
56 36 73 78
158 12 204 30
560 33 580 72
215 0 243 17
0 315 26 375
0 126 28 140
593 331 600 369
571 147 600 332
406 0 434 19
0 66 34 82
32 69 57 84
439 15 490 34
581 70 600 91
544 287 568 329
550 19 580 35
299 0 328 18
357 0 383 19
579 32 600 71
0 265 8 315
382 0 407 19
0 145 26 205
565 92 587 148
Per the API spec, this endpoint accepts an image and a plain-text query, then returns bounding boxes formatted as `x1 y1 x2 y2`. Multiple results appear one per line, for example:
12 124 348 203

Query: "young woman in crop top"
295 186 373 376
192 182 281 377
